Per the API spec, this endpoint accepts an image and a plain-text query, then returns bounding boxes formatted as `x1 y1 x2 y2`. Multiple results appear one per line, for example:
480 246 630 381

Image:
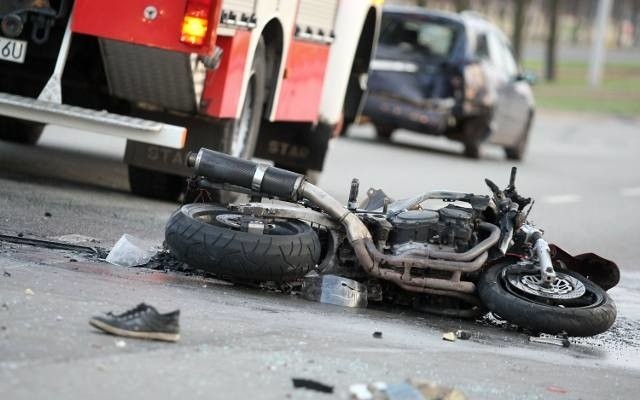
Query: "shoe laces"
107 303 149 319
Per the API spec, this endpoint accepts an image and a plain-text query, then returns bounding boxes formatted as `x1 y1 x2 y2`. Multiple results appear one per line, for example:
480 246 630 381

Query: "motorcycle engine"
387 204 477 253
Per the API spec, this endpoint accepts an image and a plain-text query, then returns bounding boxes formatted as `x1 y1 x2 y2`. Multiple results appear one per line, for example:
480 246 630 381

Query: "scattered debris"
1 303 8 310
0 234 100 257
106 234 154 267
301 274 368 308
44 212 52 218
17 233 23 237
69 259 78 263
115 339 127 348
546 385 568 394
3 271 10 277
24 288 34 296
292 378 334 394
89 303 180 342
455 330 471 340
442 332 456 342
57 234 99 244
373 331 383 339
350 379 467 400
529 334 570 348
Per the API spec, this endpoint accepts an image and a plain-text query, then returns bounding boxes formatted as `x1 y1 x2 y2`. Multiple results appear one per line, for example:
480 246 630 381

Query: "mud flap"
550 244 620 291
124 116 226 177
254 121 332 171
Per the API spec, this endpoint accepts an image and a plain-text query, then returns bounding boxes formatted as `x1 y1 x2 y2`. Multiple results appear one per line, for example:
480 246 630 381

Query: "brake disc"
506 271 586 300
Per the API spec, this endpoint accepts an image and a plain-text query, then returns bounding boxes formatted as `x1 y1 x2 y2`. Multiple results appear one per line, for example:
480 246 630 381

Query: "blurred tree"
512 0 529 62
545 0 559 81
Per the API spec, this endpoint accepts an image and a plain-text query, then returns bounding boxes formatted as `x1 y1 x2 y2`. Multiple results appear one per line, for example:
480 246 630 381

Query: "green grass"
522 60 640 117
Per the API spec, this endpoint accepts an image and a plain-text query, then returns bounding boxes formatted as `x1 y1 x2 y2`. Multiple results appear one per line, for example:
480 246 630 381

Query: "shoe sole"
89 318 180 342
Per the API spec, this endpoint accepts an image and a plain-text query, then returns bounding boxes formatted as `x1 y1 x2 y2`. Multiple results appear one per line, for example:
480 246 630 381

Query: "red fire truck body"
0 0 380 199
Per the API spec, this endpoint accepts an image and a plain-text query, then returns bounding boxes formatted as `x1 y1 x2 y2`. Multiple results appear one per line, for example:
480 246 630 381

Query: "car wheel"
374 124 394 141
504 113 533 161
461 116 488 159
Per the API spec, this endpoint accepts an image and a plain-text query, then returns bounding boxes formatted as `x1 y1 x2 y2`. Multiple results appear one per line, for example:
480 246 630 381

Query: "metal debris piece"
442 332 456 342
529 335 570 347
0 234 99 256
291 378 334 393
455 330 471 340
373 331 383 339
301 274 367 308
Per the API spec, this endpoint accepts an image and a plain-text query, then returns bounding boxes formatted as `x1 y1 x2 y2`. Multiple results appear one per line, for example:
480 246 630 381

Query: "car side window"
499 40 519 78
475 34 490 60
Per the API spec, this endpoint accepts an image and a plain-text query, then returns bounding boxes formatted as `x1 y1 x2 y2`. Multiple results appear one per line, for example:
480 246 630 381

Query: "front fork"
520 225 557 286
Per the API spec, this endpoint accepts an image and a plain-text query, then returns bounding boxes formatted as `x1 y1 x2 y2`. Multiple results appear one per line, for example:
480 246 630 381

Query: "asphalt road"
1 112 639 399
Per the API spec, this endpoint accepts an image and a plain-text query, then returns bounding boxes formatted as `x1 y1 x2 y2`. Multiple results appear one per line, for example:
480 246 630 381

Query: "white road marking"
541 194 582 204
621 187 640 197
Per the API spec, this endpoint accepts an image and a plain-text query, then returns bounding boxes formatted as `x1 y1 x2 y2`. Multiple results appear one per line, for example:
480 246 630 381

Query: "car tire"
461 116 487 159
504 113 533 161
0 117 44 145
374 124 394 141
165 204 321 282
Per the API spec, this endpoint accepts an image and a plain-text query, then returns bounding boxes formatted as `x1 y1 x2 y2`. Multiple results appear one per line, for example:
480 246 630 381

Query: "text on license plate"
0 36 28 64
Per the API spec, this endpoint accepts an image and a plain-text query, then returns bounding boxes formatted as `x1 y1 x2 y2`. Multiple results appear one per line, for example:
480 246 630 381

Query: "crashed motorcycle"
165 148 619 337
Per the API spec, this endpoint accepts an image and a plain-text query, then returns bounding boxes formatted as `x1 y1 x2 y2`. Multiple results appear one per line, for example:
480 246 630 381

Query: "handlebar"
187 148 305 201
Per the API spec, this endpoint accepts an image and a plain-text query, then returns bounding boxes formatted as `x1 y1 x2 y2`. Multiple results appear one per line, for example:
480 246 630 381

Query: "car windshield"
379 13 457 58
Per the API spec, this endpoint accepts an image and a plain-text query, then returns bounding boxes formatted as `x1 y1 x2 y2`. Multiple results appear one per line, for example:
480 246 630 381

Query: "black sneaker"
89 303 180 342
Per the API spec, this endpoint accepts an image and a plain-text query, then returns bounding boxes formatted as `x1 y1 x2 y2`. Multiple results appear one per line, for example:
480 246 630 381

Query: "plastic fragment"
106 234 154 267
442 332 456 342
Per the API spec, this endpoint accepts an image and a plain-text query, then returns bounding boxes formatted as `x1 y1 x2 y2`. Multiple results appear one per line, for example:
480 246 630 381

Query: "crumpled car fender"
549 244 620 291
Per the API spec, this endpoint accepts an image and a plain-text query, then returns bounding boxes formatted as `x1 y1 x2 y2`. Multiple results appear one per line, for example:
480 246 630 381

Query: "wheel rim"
191 208 300 236
501 264 604 308
230 75 256 158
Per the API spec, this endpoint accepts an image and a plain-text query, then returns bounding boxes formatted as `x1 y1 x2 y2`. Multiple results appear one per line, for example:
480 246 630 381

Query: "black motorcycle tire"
165 204 321 282
478 262 616 336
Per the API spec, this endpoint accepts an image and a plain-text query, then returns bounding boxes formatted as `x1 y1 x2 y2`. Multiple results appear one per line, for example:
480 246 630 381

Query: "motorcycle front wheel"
478 262 616 336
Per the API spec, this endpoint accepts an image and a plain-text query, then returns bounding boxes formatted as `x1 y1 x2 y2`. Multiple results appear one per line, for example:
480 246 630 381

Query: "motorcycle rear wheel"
478 262 616 336
165 204 320 282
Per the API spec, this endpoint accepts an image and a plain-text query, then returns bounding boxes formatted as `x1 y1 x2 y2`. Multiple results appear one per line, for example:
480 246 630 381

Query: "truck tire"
221 39 266 160
128 165 185 202
0 117 44 145
165 204 321 282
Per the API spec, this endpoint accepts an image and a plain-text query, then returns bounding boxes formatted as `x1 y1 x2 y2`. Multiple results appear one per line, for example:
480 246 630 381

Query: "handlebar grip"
188 148 305 200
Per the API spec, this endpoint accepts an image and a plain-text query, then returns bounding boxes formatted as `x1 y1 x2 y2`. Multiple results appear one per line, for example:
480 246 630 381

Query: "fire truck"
0 0 381 200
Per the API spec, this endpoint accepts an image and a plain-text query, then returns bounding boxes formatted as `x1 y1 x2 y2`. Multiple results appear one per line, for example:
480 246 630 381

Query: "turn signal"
180 0 211 46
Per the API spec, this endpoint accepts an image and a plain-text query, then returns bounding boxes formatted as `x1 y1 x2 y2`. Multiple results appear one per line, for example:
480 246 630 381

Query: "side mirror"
515 71 537 85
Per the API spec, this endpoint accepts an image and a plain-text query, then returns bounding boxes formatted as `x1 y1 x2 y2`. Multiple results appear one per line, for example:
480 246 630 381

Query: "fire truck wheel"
128 165 185 202
221 39 266 160
0 117 44 145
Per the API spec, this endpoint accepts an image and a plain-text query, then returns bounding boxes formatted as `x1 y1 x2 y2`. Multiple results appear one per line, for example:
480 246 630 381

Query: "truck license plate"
0 36 27 64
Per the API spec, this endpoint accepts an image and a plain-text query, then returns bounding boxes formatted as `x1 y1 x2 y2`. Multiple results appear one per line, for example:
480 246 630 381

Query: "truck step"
0 92 186 149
